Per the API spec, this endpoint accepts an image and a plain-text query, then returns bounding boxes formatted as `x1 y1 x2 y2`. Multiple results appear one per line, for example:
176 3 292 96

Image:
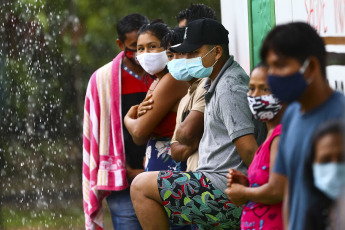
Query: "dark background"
0 0 221 228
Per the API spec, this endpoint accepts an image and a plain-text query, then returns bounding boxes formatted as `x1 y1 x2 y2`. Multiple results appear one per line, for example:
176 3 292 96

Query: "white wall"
275 0 345 91
275 0 293 25
220 0 250 74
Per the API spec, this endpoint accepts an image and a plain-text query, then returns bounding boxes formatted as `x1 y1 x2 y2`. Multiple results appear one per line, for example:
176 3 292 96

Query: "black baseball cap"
170 18 229 53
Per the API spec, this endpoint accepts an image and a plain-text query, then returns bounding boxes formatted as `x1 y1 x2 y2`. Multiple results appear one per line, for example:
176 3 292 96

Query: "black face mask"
124 46 137 59
124 46 141 65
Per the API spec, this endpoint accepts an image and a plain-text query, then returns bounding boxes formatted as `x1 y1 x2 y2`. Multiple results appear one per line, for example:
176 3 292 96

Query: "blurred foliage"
0 0 220 228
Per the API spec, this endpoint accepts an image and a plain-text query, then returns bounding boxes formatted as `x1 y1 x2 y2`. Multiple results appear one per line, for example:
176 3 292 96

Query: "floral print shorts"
157 171 242 230
145 136 186 172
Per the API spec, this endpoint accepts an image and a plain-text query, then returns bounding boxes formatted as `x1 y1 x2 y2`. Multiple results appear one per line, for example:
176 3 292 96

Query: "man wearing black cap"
130 18 266 229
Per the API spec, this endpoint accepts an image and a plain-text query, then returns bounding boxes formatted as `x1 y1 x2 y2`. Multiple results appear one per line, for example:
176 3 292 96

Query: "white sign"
276 0 345 37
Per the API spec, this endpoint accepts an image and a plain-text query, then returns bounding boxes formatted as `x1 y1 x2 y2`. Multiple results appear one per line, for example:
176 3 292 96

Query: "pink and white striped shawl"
82 52 129 230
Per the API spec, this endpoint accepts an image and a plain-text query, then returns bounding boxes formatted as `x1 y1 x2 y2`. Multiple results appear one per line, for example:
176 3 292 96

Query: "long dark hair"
137 19 170 43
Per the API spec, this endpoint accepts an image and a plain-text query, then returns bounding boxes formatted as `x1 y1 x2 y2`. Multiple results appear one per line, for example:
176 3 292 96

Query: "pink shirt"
241 124 283 230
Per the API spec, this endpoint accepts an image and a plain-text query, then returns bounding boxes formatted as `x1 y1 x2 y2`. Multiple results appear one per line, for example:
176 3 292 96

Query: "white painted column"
220 0 250 74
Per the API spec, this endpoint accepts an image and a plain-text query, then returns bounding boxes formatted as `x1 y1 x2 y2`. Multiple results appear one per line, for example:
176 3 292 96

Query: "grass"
1 200 113 230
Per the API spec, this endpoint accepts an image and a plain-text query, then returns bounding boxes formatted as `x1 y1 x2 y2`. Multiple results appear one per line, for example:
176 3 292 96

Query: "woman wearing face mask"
225 63 285 230
124 21 189 172
304 120 345 230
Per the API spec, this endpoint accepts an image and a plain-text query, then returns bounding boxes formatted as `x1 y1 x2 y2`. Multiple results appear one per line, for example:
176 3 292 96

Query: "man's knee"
130 172 146 197
130 171 160 202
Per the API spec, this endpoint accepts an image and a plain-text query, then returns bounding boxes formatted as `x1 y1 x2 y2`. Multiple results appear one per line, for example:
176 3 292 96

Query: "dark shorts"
157 171 242 230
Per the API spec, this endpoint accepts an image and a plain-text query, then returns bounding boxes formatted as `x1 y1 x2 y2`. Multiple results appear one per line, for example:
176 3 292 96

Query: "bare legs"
130 171 170 230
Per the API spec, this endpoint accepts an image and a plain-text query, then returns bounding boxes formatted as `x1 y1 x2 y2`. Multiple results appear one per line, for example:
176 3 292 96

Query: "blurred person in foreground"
130 18 266 230
304 120 345 230
248 22 345 230
82 13 152 230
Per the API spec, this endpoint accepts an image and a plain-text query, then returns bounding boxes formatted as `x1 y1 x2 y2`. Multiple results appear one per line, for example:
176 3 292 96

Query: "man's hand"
137 94 154 118
225 183 248 206
226 168 249 187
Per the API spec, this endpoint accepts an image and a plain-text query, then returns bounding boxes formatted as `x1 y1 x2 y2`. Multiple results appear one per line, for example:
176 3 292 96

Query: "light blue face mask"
167 58 193 81
313 162 345 200
185 46 218 79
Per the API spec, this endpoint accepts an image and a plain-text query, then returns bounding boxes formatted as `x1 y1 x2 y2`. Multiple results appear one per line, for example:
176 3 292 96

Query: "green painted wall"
248 0 276 71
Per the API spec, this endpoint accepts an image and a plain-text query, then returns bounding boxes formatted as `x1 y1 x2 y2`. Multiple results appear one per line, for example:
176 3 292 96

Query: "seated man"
130 18 266 230
167 27 206 171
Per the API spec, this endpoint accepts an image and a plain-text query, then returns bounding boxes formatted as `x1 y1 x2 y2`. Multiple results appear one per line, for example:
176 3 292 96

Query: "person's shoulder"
221 60 249 86
281 102 300 126
89 61 113 81
196 78 207 88
285 102 300 113
90 53 122 79
330 91 345 115
194 78 207 94
320 91 345 115
97 61 113 75
159 73 189 88
332 91 345 103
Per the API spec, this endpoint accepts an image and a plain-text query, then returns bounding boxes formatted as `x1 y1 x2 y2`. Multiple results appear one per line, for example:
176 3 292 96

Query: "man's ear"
215 45 223 60
116 38 125 51
307 57 321 81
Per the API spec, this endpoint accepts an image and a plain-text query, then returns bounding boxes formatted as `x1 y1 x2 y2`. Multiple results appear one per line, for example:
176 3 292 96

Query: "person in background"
166 27 206 171
258 22 345 230
163 27 185 61
130 18 266 230
176 3 217 27
124 20 189 172
304 120 345 230
225 63 284 230
171 3 218 171
82 13 151 230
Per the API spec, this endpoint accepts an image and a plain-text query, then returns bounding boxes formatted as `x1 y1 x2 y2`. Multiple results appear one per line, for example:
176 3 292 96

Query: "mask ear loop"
201 46 216 59
300 58 310 73
202 46 219 67
300 58 312 84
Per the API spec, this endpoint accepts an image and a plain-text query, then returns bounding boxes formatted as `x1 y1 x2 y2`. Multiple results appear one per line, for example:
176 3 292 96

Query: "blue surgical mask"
185 46 218 79
267 59 310 103
167 58 193 81
313 162 345 200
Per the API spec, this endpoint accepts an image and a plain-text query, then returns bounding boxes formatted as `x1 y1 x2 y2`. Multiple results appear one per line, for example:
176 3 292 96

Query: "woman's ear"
116 38 125 51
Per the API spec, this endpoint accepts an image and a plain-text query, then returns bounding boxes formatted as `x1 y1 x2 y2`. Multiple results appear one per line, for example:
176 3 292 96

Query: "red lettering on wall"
305 0 328 33
334 0 345 33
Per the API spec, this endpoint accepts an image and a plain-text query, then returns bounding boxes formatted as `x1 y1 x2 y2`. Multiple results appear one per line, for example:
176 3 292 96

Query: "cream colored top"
171 78 207 171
